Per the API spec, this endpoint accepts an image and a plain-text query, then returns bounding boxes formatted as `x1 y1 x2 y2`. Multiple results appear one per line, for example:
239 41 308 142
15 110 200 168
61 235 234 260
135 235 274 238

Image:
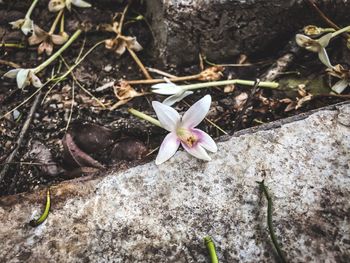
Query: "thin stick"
0 59 21 68
306 0 350 39
147 67 177 78
118 3 130 34
60 56 106 108
0 43 25 48
127 47 152 80
258 180 287 263
0 91 42 184
65 81 75 131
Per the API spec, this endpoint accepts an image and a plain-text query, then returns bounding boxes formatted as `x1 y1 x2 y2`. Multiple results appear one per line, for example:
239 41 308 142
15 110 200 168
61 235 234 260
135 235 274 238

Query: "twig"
0 91 42 185
306 0 350 40
0 59 21 68
65 81 75 131
261 53 295 82
204 236 219 263
233 79 260 131
146 67 177 78
127 47 152 79
257 180 287 263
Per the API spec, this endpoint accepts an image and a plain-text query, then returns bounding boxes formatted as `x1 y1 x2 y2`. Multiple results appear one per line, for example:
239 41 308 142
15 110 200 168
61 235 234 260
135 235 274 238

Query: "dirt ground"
0 0 349 196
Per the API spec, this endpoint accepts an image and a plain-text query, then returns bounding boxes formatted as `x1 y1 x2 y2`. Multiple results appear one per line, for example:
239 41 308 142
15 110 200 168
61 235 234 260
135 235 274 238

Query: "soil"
0 0 349 196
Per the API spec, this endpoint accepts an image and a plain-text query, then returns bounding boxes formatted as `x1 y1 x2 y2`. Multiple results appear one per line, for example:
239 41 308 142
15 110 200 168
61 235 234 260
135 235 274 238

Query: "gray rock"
146 0 350 65
0 103 349 262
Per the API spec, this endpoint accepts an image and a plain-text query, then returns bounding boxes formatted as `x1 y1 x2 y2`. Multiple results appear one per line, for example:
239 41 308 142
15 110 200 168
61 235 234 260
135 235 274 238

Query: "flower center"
176 128 198 148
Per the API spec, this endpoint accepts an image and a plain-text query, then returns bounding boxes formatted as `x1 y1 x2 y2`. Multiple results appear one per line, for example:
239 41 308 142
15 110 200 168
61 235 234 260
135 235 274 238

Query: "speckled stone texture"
146 0 350 65
0 103 350 262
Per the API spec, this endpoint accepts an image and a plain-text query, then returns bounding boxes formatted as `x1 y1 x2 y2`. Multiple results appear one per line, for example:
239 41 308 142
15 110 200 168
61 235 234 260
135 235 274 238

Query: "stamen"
176 128 198 147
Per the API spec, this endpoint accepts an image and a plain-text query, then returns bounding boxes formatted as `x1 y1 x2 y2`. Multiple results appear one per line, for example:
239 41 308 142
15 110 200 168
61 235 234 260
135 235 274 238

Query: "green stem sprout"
258 181 287 263
29 189 51 227
180 79 279 91
25 0 40 19
128 108 162 128
204 236 219 263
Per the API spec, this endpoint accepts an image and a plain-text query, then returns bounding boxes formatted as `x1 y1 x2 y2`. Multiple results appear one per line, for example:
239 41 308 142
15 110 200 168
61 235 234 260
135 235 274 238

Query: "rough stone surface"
1 103 350 262
146 0 350 65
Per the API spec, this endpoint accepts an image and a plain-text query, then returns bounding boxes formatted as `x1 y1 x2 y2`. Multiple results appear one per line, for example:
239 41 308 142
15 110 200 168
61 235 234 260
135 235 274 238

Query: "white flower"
151 82 193 106
295 33 333 68
48 0 91 12
9 18 34 35
3 68 42 89
152 95 217 165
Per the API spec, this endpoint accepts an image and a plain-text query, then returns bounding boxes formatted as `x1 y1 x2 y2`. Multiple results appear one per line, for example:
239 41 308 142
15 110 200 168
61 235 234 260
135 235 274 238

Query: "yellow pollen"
176 128 198 148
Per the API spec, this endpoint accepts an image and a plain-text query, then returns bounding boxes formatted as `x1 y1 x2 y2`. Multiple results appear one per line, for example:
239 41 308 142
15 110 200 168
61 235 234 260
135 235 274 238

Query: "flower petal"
28 25 48 45
192 128 217 152
51 34 67 45
181 94 211 128
181 142 211 161
318 33 332 48
332 79 349 94
163 91 193 106
48 0 65 12
16 69 30 89
155 132 180 165
9 19 24 29
21 18 34 35
29 71 43 88
3 68 21 79
318 48 333 69
71 0 91 8
151 82 182 95
152 101 180 132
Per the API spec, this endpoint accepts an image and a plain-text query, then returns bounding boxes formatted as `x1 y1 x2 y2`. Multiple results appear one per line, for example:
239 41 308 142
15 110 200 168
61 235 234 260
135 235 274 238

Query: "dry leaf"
198 66 224 81
233 92 248 111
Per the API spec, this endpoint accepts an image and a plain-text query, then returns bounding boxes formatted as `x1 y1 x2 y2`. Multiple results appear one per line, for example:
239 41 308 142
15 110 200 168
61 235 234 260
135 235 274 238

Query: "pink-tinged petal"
181 142 211 161
151 82 182 95
152 101 180 132
156 132 180 165
182 95 211 128
192 128 217 152
163 91 193 106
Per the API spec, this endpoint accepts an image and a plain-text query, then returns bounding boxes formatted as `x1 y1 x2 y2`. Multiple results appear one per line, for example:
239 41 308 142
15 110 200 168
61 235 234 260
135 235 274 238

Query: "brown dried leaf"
233 92 248 111
198 66 224 81
114 80 142 101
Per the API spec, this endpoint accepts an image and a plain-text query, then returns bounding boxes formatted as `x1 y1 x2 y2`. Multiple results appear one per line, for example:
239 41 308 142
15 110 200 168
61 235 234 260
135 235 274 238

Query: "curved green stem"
331 25 350 38
128 108 162 128
29 189 51 227
34 29 82 73
204 236 219 263
258 181 287 263
25 0 40 19
181 79 279 91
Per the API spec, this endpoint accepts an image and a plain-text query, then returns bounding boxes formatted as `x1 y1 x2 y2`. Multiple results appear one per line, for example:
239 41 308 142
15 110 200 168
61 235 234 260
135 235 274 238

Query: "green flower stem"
34 29 82 73
49 9 64 34
258 181 287 263
29 189 51 227
180 79 279 91
331 25 350 38
204 236 219 263
128 108 162 128
25 0 40 19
